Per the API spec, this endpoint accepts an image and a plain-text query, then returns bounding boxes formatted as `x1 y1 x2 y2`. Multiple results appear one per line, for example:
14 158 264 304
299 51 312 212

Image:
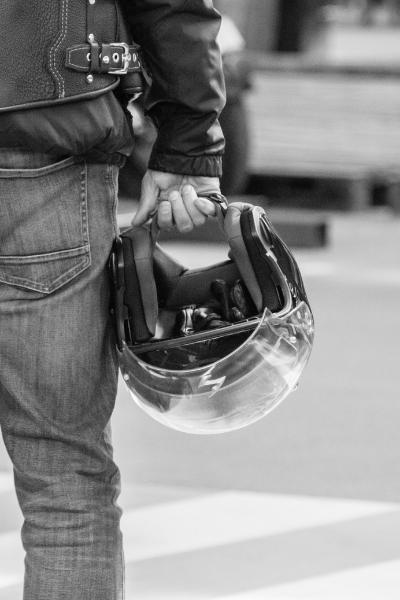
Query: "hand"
131 169 220 232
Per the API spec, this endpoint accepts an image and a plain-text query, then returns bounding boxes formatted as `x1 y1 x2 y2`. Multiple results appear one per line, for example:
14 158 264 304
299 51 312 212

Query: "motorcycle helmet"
109 194 314 434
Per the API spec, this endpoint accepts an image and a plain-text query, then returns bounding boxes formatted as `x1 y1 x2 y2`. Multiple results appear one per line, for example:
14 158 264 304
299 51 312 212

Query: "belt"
66 41 141 76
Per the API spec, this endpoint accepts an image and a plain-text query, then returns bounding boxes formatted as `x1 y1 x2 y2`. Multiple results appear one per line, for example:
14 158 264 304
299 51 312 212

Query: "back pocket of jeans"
0 157 91 295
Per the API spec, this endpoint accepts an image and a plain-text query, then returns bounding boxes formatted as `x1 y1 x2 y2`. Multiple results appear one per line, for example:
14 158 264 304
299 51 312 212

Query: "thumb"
131 172 159 225
194 196 217 216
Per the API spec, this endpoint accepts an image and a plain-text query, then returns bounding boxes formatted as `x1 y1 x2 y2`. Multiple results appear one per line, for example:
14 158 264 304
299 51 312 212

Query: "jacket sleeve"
120 0 226 177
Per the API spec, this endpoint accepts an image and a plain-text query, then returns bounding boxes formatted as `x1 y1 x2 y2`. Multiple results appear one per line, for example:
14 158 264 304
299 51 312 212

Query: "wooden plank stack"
246 67 400 211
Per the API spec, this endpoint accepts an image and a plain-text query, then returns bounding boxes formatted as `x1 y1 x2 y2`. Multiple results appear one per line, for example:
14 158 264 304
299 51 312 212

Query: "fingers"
132 173 218 232
132 170 220 228
131 171 158 226
157 200 173 229
157 185 217 233
167 191 193 232
194 195 217 217
182 185 207 227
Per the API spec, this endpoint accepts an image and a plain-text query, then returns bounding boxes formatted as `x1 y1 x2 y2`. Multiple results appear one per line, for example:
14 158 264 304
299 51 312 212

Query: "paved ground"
0 207 399 598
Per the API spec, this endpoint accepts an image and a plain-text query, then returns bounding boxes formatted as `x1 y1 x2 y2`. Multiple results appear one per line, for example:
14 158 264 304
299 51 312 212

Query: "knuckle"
182 185 195 199
158 202 171 215
179 221 193 233
168 190 181 204
158 212 172 227
195 215 206 226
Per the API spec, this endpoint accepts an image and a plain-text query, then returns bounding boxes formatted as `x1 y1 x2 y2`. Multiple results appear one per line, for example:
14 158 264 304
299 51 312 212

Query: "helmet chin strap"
223 203 268 313
110 195 314 434
109 195 299 349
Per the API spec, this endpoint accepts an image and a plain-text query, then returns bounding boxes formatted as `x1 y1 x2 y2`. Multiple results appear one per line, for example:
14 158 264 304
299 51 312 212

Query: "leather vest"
0 0 143 112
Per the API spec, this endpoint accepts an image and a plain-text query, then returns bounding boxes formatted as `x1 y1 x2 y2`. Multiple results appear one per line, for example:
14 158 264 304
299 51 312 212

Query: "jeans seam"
0 244 89 264
0 255 91 293
0 156 76 177
0 161 91 294
106 164 119 237
121 545 125 600
1 155 122 598
80 162 89 245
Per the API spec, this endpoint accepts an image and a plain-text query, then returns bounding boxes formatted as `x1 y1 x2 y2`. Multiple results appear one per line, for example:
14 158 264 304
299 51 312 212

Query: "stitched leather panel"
0 2 59 108
61 0 119 101
0 0 126 112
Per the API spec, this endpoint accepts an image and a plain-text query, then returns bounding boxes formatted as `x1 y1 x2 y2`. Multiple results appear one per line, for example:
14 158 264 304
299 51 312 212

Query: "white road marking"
296 260 336 277
212 559 400 600
120 491 396 562
0 471 13 494
0 488 398 592
299 262 400 287
0 531 24 588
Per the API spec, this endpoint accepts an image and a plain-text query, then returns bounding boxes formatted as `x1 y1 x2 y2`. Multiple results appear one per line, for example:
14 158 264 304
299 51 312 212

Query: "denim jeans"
0 149 123 600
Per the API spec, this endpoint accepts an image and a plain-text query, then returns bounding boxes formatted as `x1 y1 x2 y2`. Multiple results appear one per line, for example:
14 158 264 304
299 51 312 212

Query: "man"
0 1 225 598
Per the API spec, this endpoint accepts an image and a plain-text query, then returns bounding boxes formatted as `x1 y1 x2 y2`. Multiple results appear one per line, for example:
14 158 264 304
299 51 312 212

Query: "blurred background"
1 2 400 599
121 0 400 212
117 2 400 596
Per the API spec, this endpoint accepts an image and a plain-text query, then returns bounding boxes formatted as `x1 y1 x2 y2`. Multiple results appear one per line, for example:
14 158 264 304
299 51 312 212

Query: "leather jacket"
0 0 143 112
0 0 225 176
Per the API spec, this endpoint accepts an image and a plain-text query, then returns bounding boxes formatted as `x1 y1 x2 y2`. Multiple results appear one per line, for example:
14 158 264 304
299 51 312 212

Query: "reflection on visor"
119 301 314 434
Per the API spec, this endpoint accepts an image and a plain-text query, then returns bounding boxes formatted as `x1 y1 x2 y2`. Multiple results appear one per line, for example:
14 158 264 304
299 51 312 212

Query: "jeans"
0 149 123 599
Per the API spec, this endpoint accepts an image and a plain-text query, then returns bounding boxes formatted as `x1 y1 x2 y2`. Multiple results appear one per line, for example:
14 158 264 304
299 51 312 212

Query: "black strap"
65 0 142 77
66 42 141 74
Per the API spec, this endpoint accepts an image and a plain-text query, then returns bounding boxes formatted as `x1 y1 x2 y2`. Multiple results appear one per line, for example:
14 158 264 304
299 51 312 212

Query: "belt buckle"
109 42 132 75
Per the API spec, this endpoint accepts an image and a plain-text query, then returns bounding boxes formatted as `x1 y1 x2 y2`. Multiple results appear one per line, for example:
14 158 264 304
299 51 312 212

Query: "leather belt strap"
66 42 142 75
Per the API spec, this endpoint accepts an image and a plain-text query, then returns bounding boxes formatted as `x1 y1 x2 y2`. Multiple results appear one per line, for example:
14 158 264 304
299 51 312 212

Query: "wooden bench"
245 56 400 211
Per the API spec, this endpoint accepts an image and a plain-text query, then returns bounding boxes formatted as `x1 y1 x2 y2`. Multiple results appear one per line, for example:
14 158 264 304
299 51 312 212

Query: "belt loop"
88 40 101 72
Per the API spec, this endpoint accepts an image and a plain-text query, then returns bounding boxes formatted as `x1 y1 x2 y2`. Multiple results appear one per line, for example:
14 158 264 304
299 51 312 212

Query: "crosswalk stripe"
0 472 13 494
123 510 400 600
0 531 24 588
120 491 397 563
299 263 400 287
0 488 399 593
213 559 400 600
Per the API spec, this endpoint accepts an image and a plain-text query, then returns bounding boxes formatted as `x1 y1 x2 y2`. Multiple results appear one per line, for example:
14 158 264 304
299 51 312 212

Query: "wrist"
148 152 223 178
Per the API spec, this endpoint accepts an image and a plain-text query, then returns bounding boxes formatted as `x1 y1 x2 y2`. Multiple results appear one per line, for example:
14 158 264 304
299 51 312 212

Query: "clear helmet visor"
119 301 314 434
